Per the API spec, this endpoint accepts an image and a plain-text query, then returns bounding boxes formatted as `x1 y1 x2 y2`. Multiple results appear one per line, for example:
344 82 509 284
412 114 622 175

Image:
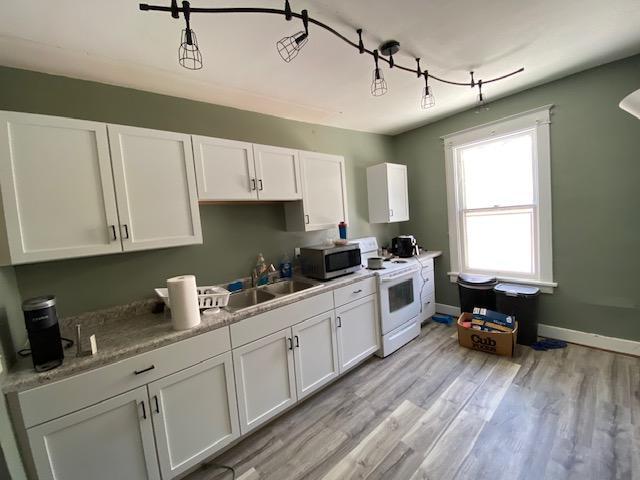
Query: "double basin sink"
226 280 318 312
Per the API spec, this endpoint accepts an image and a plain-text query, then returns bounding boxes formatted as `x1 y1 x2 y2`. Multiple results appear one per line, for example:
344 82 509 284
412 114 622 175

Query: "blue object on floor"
432 314 456 326
531 338 568 351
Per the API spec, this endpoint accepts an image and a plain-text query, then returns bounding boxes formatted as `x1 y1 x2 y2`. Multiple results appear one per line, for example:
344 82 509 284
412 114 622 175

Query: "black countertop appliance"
22 295 64 372
391 235 419 258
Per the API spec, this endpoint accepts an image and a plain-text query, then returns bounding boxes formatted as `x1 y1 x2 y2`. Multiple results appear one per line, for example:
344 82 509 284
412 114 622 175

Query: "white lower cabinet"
27 386 160 480
233 328 297 435
292 311 339 399
336 295 380 372
148 352 240 479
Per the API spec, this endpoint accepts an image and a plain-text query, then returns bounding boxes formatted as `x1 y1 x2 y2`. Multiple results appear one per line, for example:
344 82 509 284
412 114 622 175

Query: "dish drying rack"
154 286 230 314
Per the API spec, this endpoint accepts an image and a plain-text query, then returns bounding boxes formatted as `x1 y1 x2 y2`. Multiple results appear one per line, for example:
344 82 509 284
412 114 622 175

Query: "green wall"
0 66 400 318
394 54 640 341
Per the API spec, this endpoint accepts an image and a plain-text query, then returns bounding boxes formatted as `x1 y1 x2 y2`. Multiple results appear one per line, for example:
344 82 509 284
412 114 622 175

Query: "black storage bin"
457 273 497 313
495 283 540 346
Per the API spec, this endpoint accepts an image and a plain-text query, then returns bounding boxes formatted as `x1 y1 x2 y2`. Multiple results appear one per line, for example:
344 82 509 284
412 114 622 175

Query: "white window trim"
443 105 557 293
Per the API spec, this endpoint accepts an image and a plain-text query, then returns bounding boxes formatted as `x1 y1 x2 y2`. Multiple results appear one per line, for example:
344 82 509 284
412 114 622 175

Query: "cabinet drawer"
230 292 334 348
333 277 377 307
18 327 231 428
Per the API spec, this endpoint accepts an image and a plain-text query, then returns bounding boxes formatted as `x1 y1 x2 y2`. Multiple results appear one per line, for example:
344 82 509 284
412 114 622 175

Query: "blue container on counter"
338 221 347 240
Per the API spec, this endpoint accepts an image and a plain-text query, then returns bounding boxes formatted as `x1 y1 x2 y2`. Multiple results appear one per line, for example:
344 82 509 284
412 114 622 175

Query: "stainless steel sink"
260 280 317 296
227 289 276 312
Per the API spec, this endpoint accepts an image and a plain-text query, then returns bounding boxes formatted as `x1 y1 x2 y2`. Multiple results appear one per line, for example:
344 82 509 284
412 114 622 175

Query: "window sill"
447 272 557 294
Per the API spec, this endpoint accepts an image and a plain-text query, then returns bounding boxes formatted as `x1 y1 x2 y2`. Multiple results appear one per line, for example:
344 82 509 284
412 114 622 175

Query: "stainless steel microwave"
299 243 362 280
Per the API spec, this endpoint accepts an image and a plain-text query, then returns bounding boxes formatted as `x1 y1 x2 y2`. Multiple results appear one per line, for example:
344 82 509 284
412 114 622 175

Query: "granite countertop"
2 270 376 394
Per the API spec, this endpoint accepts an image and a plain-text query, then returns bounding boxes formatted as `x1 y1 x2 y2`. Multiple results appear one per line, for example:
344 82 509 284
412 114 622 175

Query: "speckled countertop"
2 270 377 394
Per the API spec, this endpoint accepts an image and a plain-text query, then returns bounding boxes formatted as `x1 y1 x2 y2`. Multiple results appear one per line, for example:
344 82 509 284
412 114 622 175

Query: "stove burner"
392 259 408 264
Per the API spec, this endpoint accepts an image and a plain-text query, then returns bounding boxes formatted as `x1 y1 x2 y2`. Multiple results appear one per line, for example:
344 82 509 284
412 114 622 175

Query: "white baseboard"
436 303 461 317
435 303 640 356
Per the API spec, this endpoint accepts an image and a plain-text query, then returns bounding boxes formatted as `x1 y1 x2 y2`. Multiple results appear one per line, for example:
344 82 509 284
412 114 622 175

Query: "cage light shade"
179 29 203 70
276 32 308 63
371 68 388 96
421 85 435 109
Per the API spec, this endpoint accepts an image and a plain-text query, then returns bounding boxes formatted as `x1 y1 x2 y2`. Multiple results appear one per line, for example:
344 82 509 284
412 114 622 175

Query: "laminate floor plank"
183 323 639 480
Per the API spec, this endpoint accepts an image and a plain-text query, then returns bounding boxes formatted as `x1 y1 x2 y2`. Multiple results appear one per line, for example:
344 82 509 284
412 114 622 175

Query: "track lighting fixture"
178 1 202 70
276 9 309 63
371 49 388 97
421 70 435 109
140 2 525 110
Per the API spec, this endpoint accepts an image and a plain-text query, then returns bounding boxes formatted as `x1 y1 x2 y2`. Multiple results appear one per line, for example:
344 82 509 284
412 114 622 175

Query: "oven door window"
388 279 415 312
325 250 361 273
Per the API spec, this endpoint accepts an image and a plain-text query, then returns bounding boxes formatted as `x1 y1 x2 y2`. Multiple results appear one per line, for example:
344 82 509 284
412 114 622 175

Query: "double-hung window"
444 106 556 292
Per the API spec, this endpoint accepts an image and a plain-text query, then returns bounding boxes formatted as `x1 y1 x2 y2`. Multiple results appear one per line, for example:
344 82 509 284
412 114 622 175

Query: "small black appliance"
22 295 64 372
391 235 419 258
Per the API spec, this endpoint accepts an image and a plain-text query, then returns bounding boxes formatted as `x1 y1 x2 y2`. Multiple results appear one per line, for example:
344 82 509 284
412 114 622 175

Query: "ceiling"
1 0 640 135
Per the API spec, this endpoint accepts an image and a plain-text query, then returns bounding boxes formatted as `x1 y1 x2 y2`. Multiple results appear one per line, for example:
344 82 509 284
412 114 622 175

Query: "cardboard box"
457 312 518 357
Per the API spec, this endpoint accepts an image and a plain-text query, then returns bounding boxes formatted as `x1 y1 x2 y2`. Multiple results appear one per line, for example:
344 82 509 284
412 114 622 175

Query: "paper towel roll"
167 275 201 331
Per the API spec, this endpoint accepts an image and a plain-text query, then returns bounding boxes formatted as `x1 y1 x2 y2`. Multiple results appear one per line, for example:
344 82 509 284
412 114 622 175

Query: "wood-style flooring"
186 322 640 480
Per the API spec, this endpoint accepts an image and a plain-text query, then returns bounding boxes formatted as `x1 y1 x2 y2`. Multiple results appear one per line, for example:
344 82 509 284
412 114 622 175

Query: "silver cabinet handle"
109 225 117 241
259 179 264 191
121 224 130 240
336 316 342 328
305 214 310 224
251 178 256 191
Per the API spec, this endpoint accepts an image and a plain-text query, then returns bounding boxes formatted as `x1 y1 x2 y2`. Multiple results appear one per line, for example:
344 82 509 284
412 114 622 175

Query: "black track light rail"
139 3 524 87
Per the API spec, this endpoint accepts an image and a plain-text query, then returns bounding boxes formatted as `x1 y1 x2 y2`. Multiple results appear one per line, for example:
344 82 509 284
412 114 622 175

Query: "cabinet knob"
389 209 394 217
121 224 130 240
305 214 310 224
153 395 160 414
109 225 117 241
251 178 257 191
140 401 147 420
134 365 155 375
259 179 264 191
336 316 342 328
353 289 363 294
295 335 300 348
287 337 293 350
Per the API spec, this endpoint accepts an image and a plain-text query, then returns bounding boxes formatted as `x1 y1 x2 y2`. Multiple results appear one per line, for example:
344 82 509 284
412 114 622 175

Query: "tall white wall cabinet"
0 111 202 265
284 151 348 232
366 162 409 223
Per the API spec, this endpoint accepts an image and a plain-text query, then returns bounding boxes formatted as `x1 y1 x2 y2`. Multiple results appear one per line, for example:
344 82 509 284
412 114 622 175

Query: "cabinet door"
300 151 348 231
387 163 409 222
233 328 296 434
108 125 202 251
292 311 339 399
0 111 121 264
148 352 240 479
253 144 302 200
192 135 258 201
336 295 380 373
27 386 159 480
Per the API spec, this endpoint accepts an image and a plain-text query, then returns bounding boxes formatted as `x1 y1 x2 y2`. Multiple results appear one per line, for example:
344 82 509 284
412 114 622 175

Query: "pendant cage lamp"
371 50 388 96
421 71 435 109
276 9 309 62
178 1 202 70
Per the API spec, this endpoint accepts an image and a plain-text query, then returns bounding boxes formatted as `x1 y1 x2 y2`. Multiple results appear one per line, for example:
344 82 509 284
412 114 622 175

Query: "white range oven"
352 237 423 357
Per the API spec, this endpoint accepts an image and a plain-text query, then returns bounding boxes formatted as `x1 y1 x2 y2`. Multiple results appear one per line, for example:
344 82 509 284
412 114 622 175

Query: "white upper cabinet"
366 162 409 223
252 144 302 200
148 352 240 479
108 125 202 251
0 111 122 265
192 136 258 201
285 151 348 231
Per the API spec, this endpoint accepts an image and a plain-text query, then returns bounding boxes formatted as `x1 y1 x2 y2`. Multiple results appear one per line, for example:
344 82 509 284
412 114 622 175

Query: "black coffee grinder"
22 295 64 372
